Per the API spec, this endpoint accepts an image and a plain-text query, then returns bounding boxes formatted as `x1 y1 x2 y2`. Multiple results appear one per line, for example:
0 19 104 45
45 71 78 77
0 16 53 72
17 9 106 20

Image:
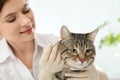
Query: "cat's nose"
78 54 86 63
79 58 86 63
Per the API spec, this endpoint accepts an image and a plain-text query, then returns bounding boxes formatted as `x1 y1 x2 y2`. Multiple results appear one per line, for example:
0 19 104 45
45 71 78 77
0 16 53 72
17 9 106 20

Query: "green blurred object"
118 18 120 22
99 33 120 48
98 20 109 29
99 18 120 48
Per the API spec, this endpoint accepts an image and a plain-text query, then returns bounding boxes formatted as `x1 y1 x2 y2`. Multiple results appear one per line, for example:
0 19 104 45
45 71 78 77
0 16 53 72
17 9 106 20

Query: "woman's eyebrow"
3 3 28 19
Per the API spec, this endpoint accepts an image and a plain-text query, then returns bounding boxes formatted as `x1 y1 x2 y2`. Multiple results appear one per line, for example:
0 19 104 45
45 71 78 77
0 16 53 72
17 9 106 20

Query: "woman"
0 0 89 80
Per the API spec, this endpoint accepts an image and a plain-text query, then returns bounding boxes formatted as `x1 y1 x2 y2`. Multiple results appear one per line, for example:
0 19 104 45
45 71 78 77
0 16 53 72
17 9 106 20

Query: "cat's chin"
69 65 88 70
69 63 92 71
66 60 92 70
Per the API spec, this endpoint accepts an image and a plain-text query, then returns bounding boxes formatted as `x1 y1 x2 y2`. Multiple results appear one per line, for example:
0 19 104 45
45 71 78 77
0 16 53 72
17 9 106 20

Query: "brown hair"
0 0 7 37
0 0 7 12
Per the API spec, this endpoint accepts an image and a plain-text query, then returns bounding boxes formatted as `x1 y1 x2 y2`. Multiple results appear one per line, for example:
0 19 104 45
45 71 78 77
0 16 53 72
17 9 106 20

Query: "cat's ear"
60 25 72 39
87 28 99 42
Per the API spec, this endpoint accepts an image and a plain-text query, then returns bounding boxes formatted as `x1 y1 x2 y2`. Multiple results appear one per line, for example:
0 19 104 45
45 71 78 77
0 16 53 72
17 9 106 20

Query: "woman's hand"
40 44 64 73
38 44 64 80
65 71 89 80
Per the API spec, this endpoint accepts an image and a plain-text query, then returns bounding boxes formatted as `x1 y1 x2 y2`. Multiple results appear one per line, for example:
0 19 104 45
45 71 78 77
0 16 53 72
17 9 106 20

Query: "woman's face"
0 0 35 42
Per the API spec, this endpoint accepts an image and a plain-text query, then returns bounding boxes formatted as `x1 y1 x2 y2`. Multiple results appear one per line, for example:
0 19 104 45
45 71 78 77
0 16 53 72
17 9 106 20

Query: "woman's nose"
20 14 31 27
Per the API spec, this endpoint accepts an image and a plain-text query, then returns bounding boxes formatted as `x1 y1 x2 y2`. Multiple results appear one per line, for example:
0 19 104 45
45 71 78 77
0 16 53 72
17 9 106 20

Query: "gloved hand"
38 44 64 80
65 71 89 80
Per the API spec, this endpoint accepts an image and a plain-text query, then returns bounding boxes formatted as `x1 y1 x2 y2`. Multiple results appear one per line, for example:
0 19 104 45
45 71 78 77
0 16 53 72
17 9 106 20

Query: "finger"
40 44 52 62
66 77 89 80
65 71 88 78
59 60 64 68
54 51 61 64
49 44 58 62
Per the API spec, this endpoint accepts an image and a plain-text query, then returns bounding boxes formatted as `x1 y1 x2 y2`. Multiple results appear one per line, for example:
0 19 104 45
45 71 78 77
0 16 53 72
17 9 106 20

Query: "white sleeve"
35 33 60 47
88 63 109 80
97 68 109 80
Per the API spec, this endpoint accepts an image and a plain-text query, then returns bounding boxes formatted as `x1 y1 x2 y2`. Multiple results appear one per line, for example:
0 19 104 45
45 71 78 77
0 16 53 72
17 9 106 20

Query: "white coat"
0 34 59 80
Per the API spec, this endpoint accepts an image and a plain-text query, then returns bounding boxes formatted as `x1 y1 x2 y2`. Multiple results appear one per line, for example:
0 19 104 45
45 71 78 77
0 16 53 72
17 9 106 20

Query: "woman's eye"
70 48 77 53
22 5 30 14
7 17 16 23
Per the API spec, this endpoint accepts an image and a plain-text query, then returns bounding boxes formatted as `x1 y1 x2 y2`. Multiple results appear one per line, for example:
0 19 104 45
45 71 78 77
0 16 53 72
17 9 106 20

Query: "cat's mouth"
65 59 93 70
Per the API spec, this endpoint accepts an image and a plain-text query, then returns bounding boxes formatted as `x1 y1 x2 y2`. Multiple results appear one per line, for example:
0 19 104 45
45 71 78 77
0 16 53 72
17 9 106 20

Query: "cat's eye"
70 48 77 53
85 49 91 53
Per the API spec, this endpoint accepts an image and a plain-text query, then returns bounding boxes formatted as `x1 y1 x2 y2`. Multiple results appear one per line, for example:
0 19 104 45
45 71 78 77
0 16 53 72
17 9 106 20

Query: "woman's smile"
20 27 33 34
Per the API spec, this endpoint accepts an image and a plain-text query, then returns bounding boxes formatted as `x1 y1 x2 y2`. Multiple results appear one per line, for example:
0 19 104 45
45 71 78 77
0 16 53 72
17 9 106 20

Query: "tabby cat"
55 25 108 80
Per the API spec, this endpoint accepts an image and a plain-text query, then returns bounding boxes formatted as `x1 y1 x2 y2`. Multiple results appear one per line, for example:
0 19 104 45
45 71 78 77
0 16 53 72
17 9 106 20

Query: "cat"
55 25 108 80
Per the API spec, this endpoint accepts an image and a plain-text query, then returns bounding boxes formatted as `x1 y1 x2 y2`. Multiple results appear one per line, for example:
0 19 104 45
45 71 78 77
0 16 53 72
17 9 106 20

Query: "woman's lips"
20 28 33 34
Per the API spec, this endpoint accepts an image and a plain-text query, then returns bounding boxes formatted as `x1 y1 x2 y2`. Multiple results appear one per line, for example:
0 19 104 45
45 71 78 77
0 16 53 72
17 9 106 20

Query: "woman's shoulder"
35 33 60 47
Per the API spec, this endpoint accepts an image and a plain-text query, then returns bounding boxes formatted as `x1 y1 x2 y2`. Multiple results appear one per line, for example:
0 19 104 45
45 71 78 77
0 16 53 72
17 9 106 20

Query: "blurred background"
29 0 120 79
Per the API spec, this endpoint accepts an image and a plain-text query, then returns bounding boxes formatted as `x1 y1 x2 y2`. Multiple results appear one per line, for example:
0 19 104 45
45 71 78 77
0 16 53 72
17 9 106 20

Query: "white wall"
29 0 120 79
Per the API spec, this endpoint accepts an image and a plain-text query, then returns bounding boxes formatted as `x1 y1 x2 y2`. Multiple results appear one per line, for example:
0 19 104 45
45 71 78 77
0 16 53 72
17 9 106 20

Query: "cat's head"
59 25 98 70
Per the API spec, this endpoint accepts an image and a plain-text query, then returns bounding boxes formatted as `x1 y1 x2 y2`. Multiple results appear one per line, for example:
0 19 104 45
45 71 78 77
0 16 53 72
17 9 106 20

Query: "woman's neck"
7 39 35 55
7 39 35 69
